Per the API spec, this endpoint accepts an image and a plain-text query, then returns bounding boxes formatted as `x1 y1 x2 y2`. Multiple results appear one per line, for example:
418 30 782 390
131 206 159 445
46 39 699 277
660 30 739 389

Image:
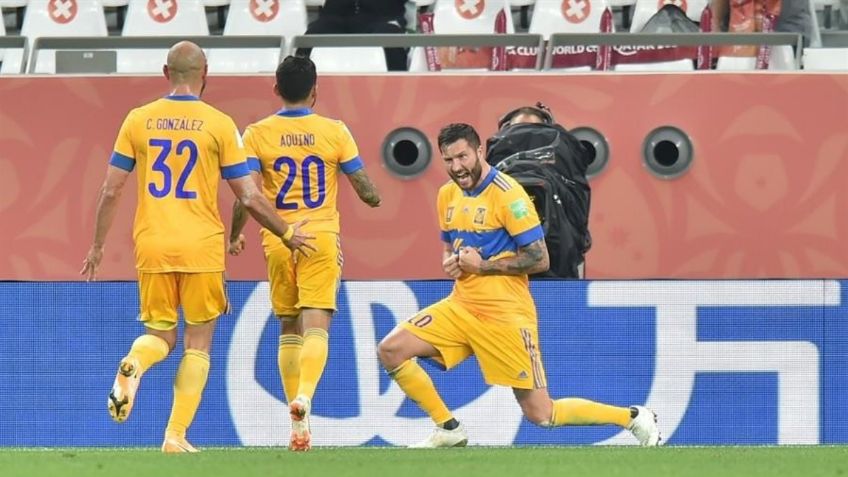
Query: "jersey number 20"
147 138 198 199
274 155 326 210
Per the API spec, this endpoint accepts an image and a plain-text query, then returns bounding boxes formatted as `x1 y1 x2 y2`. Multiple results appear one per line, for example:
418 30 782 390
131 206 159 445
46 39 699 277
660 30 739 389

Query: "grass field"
2 446 847 477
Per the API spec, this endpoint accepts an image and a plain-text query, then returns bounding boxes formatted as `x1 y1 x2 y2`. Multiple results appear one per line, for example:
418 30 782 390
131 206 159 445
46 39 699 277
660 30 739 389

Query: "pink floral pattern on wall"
0 74 845 280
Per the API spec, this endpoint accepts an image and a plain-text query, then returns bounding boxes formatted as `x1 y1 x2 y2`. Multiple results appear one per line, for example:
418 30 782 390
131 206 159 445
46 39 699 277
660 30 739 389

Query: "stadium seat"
304 0 325 6
432 0 515 33
410 0 515 71
310 46 388 72
100 0 128 6
530 0 613 71
530 0 610 39
0 0 108 74
716 45 797 70
628 0 709 32
203 0 230 5
803 47 848 70
207 0 305 73
119 0 209 74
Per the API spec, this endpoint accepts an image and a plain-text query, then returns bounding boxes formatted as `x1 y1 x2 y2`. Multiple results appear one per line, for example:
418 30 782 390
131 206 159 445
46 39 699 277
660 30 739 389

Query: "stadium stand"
0 0 108 74
0 0 844 73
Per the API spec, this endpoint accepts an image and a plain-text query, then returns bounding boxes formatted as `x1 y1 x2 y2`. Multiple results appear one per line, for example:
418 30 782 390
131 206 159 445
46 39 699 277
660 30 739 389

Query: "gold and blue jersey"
438 168 545 322
109 94 251 273
242 107 363 251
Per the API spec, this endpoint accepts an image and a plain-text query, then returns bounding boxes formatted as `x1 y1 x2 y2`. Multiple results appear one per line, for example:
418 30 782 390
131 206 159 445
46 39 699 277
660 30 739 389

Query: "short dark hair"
497 102 554 129
276 56 317 102
437 123 481 151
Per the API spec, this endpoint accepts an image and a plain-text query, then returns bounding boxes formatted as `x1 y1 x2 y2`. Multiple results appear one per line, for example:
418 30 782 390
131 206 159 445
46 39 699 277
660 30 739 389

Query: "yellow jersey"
438 168 545 323
109 94 251 273
242 107 363 250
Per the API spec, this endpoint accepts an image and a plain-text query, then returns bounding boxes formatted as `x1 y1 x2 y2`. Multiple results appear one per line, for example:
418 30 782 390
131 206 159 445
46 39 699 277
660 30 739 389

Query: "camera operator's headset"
496 102 555 130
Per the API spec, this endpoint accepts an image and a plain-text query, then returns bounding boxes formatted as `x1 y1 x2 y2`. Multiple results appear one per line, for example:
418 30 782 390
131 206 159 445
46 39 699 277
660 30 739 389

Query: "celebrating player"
80 41 314 453
227 56 381 451
377 123 661 447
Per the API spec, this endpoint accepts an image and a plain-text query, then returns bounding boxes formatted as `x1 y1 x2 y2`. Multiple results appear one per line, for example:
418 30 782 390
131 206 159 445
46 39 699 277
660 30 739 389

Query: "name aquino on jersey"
280 133 316 147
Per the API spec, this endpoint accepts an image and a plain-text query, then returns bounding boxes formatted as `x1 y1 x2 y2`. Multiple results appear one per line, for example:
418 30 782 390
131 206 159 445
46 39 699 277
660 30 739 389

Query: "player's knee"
376 337 401 369
521 403 553 427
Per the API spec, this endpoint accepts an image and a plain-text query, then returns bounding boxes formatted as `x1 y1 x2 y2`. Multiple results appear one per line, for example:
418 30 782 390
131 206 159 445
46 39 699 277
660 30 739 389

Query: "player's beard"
450 155 483 191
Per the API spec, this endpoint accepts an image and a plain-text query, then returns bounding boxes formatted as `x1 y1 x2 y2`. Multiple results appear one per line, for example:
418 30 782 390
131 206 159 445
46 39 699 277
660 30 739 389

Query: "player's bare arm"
226 174 318 256
346 169 382 207
227 171 262 256
80 165 131 281
459 238 550 276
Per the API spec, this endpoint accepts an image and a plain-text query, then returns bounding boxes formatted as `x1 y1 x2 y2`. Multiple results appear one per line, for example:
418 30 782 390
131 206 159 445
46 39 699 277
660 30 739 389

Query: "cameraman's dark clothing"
297 0 408 71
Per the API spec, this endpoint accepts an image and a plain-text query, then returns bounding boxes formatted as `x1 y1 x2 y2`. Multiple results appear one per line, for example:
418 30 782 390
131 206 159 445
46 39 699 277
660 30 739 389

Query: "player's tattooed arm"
227 171 261 255
230 198 249 240
346 169 382 207
476 238 550 276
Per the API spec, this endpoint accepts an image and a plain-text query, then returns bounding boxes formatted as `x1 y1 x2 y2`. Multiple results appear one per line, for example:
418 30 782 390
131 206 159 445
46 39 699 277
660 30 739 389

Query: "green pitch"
1 446 846 477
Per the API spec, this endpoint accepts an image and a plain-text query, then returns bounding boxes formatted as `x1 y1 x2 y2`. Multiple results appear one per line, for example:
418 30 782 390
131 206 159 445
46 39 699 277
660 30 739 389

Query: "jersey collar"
277 107 313 117
165 94 200 101
463 167 498 197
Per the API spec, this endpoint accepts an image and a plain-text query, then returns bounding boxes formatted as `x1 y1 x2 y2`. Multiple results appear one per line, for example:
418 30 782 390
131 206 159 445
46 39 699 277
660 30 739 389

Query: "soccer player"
227 56 381 451
376 123 661 448
80 41 315 453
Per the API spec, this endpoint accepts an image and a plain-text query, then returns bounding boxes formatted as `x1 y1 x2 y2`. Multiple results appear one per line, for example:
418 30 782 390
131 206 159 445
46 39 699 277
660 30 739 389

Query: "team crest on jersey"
445 206 455 223
473 207 487 225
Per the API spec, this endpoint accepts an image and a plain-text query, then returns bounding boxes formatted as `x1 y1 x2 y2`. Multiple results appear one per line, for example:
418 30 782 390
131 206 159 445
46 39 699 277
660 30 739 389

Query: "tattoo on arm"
479 239 548 276
230 199 249 241
347 169 381 207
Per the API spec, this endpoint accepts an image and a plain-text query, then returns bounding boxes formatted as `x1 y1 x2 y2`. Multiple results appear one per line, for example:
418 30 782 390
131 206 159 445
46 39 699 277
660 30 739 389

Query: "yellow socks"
126 334 170 375
550 398 632 427
390 359 453 425
165 349 210 438
278 335 303 403
297 328 329 400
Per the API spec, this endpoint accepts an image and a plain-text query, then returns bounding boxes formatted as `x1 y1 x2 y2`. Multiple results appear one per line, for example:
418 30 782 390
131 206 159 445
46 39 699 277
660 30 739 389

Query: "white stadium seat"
1 0 108 74
0 0 28 7
803 47 848 70
410 0 515 71
207 0 305 73
716 46 797 70
531 0 614 71
432 0 515 33
100 0 128 6
310 47 388 73
120 0 209 73
203 0 230 6
530 0 611 39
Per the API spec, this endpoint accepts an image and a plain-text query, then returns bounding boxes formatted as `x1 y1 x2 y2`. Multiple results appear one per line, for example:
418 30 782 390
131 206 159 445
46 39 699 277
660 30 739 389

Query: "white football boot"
409 423 469 448
628 406 662 446
289 395 312 451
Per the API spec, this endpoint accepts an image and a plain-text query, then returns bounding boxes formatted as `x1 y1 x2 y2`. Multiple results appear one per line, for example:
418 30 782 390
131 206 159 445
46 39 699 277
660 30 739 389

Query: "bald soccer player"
81 41 316 453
